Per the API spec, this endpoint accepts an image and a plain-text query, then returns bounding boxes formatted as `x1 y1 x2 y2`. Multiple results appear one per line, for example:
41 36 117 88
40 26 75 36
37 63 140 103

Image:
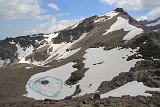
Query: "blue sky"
0 0 160 40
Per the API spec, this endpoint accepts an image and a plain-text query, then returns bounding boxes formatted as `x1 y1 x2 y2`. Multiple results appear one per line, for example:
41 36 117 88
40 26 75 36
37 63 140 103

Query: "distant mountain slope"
0 8 160 106
139 17 160 32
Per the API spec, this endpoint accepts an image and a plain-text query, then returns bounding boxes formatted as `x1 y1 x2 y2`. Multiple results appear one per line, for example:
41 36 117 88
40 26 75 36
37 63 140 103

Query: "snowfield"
101 81 160 98
25 47 143 100
76 47 141 96
103 17 143 41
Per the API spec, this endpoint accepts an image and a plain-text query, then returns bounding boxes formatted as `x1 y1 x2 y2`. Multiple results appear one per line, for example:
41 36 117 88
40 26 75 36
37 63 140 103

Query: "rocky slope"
0 8 160 107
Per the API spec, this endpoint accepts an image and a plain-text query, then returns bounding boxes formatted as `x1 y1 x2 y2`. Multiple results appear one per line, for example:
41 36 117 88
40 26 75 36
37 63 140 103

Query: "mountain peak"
114 8 124 12
114 8 128 15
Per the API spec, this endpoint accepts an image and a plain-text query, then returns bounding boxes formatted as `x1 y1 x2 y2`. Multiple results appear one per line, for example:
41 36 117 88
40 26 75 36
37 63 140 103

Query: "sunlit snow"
58 48 81 59
0 59 10 67
103 17 143 41
101 81 160 98
44 33 88 63
77 47 141 96
94 11 119 23
70 21 82 29
25 62 77 100
25 47 142 100
16 44 34 64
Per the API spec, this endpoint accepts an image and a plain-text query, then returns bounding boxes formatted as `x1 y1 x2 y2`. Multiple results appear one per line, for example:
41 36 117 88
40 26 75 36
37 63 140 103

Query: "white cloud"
34 15 52 20
99 0 143 10
0 0 46 20
136 16 149 21
24 18 81 35
143 1 160 9
99 0 160 20
139 0 160 20
145 7 160 20
0 0 80 38
99 0 118 5
48 3 59 10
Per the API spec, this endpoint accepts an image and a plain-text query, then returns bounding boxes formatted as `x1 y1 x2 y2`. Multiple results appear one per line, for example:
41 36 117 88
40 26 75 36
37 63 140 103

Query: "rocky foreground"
1 93 160 107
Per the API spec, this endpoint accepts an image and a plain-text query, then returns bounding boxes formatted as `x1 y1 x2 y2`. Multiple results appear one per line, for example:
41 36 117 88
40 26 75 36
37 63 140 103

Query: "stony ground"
1 93 160 107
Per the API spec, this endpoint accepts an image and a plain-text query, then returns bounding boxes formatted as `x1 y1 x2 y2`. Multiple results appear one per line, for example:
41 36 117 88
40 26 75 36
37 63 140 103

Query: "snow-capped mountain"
0 8 160 106
139 17 160 32
0 8 149 67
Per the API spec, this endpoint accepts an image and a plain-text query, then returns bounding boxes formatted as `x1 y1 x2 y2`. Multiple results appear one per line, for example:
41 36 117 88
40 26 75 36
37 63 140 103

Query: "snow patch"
94 17 106 23
58 48 81 59
25 66 33 69
70 21 81 29
101 81 160 98
154 29 160 32
24 62 77 100
94 11 119 23
43 33 59 43
99 11 119 19
103 17 143 41
44 33 88 63
9 41 15 44
16 44 34 64
0 59 10 67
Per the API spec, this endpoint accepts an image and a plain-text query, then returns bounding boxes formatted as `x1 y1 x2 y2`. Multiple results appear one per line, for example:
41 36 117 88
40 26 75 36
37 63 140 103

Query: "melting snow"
0 60 4 67
94 17 106 23
103 17 143 41
36 33 59 50
24 62 77 100
0 59 10 67
9 41 15 44
94 11 119 23
99 11 119 19
16 44 34 64
76 47 141 96
44 33 88 63
17 33 59 65
25 67 33 69
101 81 160 98
25 47 142 100
58 48 81 59
43 33 59 43
70 21 81 29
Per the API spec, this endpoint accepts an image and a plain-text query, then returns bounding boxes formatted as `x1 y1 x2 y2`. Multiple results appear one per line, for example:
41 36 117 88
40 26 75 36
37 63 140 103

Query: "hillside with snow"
0 8 160 107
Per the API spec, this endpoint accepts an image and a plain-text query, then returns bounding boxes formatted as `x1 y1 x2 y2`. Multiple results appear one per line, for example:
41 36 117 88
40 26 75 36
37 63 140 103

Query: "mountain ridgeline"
0 8 160 107
139 17 160 32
